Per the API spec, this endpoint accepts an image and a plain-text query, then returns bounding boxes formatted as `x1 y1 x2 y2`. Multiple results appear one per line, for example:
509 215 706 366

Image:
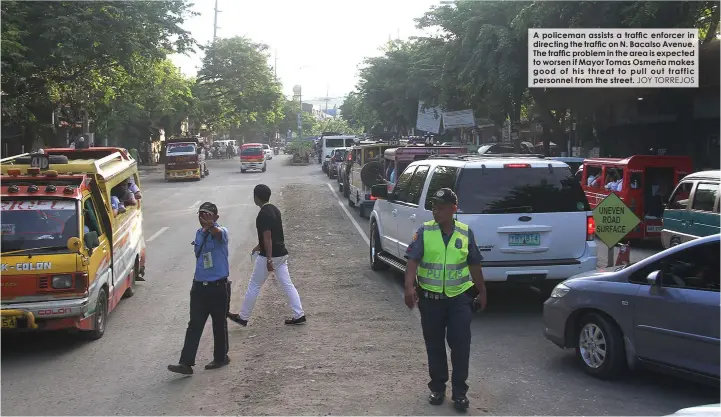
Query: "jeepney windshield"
166 143 197 155
1 199 79 253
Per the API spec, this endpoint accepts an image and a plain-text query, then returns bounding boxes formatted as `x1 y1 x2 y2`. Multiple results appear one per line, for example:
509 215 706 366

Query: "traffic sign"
592 193 640 247
30 154 50 171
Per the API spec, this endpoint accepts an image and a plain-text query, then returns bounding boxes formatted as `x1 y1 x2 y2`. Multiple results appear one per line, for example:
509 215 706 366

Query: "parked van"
662 170 720 248
1 146 147 340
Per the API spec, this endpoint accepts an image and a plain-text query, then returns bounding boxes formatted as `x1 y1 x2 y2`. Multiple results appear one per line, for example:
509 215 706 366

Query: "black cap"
430 188 458 205
198 202 218 215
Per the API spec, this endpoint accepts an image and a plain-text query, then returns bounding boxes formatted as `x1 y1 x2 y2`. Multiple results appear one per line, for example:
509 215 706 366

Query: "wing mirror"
646 270 663 286
66 237 82 253
371 184 388 199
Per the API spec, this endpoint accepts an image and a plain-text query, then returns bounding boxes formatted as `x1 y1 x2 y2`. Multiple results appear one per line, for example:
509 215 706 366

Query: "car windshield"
325 139 344 148
1 199 78 253
242 147 263 156
167 143 196 155
456 167 590 214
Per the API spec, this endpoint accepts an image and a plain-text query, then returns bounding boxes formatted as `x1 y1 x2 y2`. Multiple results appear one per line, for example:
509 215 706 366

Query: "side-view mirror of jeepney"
66 237 82 253
371 184 388 200
83 231 100 253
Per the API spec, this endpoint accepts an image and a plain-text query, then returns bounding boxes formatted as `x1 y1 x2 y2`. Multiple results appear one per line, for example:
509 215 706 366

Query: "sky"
169 0 440 108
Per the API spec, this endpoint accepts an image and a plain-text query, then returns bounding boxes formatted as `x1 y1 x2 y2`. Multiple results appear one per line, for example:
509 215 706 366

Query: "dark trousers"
179 279 230 366
417 289 473 396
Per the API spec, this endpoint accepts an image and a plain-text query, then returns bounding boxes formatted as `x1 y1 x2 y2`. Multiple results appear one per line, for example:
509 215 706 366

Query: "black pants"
417 289 473 396
179 279 230 366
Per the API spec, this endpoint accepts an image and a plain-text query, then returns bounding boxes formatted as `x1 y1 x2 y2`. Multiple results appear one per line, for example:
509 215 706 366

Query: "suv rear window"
456 167 590 214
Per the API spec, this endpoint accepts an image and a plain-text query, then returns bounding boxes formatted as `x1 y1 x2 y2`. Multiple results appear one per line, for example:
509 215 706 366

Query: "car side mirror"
371 184 388 199
66 237 82 253
646 270 663 286
84 231 100 250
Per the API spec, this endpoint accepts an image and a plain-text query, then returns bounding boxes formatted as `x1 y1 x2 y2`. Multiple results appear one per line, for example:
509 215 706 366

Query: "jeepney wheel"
241 169 247 173
123 259 138 299
81 287 108 341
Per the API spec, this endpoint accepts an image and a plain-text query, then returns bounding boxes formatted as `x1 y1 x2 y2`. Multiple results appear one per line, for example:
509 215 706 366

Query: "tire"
359 205 368 218
81 287 108 340
575 312 626 379
370 224 389 271
123 260 138 298
241 169 246 173
348 196 356 207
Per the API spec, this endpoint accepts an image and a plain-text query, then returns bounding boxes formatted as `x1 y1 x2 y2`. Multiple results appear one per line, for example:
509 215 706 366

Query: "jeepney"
0 146 147 340
348 141 396 218
164 137 207 181
383 145 469 193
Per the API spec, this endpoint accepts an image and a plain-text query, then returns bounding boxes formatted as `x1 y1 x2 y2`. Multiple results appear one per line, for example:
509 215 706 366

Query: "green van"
662 170 720 249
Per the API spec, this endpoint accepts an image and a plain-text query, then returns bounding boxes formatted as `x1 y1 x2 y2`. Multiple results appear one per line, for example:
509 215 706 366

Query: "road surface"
2 156 718 415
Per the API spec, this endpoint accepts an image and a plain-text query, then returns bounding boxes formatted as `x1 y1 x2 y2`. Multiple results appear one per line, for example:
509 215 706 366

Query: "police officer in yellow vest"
404 188 487 411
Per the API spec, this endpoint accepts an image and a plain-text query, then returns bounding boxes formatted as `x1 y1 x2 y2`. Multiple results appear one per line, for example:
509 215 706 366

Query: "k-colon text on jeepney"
2 262 53 271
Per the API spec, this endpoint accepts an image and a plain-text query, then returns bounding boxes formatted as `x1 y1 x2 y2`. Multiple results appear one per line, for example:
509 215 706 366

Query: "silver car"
543 234 720 382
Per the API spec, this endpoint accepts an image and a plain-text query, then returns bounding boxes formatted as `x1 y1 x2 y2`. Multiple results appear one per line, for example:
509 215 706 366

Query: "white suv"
369 154 597 292
262 144 273 160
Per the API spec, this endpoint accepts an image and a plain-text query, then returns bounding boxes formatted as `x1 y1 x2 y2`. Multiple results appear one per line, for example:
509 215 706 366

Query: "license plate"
646 226 662 233
2 316 18 329
509 233 541 246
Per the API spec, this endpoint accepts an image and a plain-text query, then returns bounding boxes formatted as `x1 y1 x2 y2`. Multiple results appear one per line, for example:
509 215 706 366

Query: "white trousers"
239 254 305 320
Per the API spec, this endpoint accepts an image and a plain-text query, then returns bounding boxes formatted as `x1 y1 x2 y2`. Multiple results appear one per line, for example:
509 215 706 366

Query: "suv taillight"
587 216 595 241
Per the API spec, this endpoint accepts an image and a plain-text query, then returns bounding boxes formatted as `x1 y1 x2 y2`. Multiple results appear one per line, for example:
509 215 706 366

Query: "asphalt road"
1 156 718 416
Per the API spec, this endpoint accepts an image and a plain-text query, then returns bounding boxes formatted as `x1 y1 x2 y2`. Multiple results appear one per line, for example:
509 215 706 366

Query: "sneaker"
284 315 306 325
227 313 247 326
452 394 469 411
167 363 193 375
204 356 230 370
428 392 445 406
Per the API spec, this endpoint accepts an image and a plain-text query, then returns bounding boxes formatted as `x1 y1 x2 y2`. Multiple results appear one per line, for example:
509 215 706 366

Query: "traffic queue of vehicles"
334 137 719 385
1 146 146 340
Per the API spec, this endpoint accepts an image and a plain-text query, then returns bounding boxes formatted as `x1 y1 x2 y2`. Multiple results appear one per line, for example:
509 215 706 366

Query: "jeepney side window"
585 165 602 187
82 197 102 236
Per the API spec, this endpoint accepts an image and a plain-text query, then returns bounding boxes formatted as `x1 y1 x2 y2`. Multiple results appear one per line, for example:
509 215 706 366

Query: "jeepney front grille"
38 277 49 289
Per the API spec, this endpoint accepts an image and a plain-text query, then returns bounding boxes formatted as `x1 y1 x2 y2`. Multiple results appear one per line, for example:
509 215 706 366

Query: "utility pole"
274 49 278 80
213 0 220 41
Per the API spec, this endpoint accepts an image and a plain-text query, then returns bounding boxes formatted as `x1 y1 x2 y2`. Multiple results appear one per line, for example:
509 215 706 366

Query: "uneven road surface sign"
592 192 641 247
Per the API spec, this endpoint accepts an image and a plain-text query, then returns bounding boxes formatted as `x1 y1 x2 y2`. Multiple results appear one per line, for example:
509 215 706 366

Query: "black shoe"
227 313 247 326
452 394 469 411
428 392 445 406
285 315 306 325
167 363 193 375
205 356 230 370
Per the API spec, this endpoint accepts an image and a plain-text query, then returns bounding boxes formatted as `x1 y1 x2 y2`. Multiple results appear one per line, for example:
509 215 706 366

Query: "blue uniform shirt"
406 221 483 265
193 224 230 282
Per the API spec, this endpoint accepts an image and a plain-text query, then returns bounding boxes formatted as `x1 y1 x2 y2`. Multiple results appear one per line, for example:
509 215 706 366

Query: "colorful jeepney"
0 147 147 339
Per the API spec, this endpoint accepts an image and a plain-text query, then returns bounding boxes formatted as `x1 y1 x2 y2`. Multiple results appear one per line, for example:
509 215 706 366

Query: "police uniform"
168 202 231 375
405 188 483 409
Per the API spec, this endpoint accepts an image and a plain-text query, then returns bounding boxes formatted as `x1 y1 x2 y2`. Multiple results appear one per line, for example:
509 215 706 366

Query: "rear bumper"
165 168 200 179
241 162 266 170
2 297 90 331
480 246 597 282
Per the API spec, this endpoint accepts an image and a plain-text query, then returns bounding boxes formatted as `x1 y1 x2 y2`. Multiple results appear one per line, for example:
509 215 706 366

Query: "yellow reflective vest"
416 220 473 297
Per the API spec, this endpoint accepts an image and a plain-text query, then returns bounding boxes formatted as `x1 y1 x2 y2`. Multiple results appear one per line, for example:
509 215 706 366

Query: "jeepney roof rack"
427 153 547 161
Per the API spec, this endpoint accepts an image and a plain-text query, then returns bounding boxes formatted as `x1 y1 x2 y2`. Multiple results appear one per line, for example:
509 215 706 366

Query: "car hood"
566 268 621 284
667 404 720 416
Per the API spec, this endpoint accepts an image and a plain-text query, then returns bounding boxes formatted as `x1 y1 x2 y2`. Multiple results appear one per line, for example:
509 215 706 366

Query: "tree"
340 92 381 133
194 37 284 134
1 0 196 150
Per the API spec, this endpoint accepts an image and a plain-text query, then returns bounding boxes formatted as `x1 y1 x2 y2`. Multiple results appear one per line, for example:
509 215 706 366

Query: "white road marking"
188 200 201 209
326 183 369 246
147 227 169 242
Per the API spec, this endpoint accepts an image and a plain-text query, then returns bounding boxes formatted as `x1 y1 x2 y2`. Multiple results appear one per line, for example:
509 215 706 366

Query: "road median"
219 183 445 415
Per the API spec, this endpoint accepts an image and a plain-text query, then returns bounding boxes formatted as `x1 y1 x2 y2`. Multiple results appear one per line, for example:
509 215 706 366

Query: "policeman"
404 188 487 411
168 202 231 375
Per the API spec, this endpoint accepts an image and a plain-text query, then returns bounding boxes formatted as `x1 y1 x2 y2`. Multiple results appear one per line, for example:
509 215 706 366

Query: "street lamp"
293 84 302 140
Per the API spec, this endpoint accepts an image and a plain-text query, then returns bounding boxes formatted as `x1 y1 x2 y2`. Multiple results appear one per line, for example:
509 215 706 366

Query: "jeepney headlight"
52 274 73 289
